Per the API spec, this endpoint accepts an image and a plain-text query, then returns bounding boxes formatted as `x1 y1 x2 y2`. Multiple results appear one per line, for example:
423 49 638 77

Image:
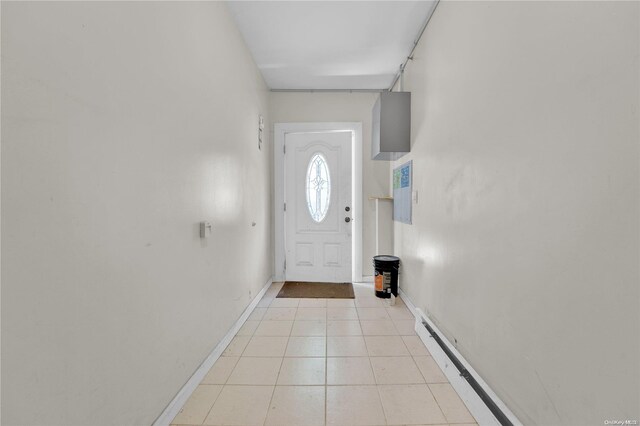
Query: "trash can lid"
373 255 400 262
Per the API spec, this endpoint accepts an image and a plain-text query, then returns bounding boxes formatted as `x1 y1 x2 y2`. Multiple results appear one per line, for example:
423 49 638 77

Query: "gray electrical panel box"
371 91 411 161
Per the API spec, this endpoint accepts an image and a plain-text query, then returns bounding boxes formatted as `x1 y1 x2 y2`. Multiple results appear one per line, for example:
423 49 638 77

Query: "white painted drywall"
227 1 436 89
392 1 639 424
1 2 272 425
269 93 390 277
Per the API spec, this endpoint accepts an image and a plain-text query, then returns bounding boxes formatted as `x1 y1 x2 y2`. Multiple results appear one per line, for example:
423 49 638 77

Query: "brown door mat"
277 281 355 299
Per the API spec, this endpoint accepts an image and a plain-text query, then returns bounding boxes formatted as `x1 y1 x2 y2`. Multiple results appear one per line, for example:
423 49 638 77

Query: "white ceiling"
226 1 437 90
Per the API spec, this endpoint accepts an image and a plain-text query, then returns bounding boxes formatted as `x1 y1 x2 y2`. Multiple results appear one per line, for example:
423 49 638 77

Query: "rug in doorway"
277 281 355 299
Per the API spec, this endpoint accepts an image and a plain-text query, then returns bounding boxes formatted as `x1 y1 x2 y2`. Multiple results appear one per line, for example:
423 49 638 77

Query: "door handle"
345 217 352 223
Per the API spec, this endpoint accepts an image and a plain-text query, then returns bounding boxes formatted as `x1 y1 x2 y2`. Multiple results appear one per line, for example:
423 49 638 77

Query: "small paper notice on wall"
393 160 412 224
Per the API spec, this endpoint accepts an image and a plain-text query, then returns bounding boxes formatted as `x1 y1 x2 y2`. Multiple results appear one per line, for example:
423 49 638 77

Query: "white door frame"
274 122 363 283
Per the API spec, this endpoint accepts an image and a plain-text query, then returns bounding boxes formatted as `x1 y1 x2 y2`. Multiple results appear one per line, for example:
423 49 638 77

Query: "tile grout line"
364 301 392 426
324 307 328 426
262 296 293 426
198 383 223 426
205 287 279 424
197 351 242 425
374 382 390 425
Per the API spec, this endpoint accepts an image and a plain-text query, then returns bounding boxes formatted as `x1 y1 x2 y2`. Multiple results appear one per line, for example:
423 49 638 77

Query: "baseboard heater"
421 320 514 426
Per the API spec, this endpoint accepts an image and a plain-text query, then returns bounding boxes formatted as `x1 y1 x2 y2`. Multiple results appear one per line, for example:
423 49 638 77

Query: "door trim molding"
274 122 363 282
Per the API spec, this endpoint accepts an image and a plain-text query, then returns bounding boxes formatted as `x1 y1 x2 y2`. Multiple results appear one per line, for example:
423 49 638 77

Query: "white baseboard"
399 288 522 426
153 277 274 426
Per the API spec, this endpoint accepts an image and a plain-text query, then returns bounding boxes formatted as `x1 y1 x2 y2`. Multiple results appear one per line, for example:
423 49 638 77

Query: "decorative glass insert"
306 153 331 222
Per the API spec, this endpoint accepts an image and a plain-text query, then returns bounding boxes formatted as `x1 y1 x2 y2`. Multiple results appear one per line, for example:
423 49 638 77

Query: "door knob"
345 206 351 212
345 217 351 223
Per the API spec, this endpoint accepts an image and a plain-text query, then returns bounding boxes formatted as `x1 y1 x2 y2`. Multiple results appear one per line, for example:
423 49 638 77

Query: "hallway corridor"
2 1 637 424
170 282 478 426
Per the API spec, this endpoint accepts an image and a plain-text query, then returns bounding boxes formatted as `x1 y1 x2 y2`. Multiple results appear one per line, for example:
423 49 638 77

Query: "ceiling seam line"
269 89 386 93
388 0 441 92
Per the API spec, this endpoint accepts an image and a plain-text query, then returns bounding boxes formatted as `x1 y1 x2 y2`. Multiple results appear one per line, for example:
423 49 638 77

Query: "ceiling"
226 1 437 90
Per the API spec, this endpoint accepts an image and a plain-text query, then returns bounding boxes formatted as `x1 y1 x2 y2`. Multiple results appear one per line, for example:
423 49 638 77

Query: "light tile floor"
171 282 478 426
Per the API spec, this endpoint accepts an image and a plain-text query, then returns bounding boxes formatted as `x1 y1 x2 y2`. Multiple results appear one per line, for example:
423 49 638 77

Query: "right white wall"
393 1 639 424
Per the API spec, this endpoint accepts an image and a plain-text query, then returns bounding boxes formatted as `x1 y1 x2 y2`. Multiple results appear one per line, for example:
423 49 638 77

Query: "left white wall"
1 3 272 425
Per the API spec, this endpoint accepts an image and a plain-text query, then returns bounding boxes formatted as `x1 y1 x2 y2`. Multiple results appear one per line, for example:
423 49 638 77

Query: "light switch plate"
200 221 212 238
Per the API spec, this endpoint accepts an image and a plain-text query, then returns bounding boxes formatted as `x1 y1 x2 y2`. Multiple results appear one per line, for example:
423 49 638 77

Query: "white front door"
284 131 352 282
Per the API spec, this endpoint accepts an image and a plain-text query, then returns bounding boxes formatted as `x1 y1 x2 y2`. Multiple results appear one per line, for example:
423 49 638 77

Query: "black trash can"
373 255 400 298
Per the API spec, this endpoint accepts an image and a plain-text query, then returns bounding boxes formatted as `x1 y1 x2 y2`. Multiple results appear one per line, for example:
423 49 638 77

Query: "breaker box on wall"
371 91 411 160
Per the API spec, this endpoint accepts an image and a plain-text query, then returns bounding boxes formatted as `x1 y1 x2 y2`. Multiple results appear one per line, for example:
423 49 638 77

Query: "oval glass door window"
306 153 331 222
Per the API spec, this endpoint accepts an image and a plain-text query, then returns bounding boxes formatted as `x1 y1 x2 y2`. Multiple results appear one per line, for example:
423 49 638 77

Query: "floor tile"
326 298 355 308
171 384 222 425
327 307 358 320
226 357 282 385
247 307 267 321
264 307 297 321
270 297 300 308
263 289 279 299
264 287 281 298
393 319 418 335
222 336 251 357
327 336 368 357
429 383 476 424
285 336 326 357
257 297 274 308
430 424 476 426
295 307 327 320
414 356 448 383
360 320 399 336
265 386 325 426
204 385 273 425
236 320 260 336
370 356 425 384
291 320 326 336
277 357 325 385
402 335 430 356
326 385 387 426
391 296 407 306
354 296 384 307
269 281 285 291
299 298 328 307
327 320 362 336
243 336 288 357
357 307 390 320
353 286 375 296
364 336 410 356
327 357 375 385
378 384 446 425
202 357 239 384
386 305 414 320
254 320 293 336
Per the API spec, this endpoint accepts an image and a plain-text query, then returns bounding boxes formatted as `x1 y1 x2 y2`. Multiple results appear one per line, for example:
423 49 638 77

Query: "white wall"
270 93 388 277
1 3 272 425
393 1 639 424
